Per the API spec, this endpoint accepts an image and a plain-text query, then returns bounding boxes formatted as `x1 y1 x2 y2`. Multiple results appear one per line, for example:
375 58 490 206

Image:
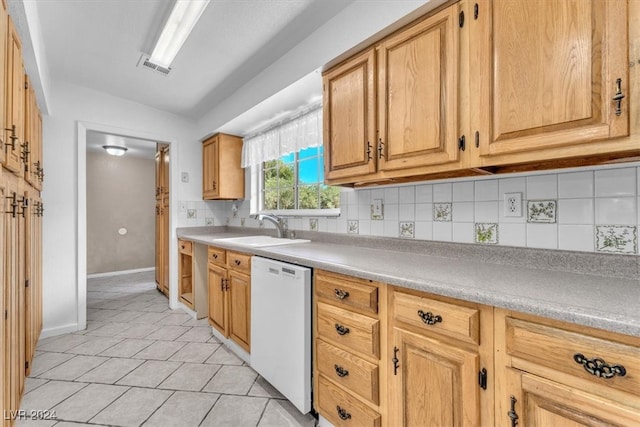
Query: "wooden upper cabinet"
323 48 376 181
378 4 460 172
472 0 629 162
202 133 244 200
4 19 24 175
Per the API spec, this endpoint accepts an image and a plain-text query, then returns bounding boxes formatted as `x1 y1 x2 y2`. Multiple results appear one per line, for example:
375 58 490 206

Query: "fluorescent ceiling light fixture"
150 0 210 68
103 145 128 156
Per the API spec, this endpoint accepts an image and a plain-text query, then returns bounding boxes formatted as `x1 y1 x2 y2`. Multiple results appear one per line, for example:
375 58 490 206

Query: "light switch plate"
181 172 189 183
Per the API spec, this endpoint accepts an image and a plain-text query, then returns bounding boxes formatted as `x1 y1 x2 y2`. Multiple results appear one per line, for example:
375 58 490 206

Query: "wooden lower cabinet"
207 247 251 353
389 327 480 426
314 272 640 426
178 240 194 309
313 270 384 426
227 270 250 352
495 309 640 427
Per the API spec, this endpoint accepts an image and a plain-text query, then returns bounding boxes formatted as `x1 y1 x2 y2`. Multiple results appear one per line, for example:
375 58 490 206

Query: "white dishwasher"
250 256 312 414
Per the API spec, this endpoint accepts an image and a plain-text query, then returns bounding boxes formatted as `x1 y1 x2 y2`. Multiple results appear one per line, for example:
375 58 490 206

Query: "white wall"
195 0 442 136
42 81 198 337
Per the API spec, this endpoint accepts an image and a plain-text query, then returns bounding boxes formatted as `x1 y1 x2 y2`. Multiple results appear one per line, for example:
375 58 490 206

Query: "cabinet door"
23 79 34 187
161 197 169 294
323 48 377 181
155 200 162 288
0 176 5 424
378 4 460 172
4 21 24 174
472 0 628 161
202 137 219 199
208 263 228 336
228 270 250 353
503 368 640 427
389 327 480 427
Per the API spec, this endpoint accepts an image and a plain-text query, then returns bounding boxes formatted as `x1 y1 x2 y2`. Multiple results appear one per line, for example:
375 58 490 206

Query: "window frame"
249 148 341 218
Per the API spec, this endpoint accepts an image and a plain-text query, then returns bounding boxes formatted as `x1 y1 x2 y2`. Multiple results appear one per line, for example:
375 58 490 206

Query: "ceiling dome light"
103 145 128 156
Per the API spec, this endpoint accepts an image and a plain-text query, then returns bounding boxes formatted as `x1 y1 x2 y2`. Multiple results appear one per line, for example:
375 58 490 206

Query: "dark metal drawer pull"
212 253 218 259
335 324 350 336
334 364 349 377
234 259 241 266
573 353 626 379
417 309 442 325
336 406 351 421
334 289 349 300
508 395 518 427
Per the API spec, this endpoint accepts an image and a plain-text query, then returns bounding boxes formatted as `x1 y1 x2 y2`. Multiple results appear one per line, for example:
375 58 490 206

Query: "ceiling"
86 131 158 160
35 0 353 120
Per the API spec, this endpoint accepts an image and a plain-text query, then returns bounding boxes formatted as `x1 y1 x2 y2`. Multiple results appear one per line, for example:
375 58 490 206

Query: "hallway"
17 271 316 426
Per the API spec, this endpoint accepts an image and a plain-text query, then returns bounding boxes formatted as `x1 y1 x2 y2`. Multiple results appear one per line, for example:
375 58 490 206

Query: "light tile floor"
18 271 317 427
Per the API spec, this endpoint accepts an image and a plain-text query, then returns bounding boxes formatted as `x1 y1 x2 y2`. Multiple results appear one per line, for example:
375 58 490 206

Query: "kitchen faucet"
252 213 286 238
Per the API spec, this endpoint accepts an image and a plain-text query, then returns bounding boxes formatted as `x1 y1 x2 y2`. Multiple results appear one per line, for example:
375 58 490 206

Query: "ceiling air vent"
137 53 172 77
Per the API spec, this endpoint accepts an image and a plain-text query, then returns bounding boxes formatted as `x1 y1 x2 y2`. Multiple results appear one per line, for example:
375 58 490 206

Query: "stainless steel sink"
213 235 310 247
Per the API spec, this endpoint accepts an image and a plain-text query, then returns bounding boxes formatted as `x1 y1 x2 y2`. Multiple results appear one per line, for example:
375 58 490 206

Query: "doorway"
77 122 177 330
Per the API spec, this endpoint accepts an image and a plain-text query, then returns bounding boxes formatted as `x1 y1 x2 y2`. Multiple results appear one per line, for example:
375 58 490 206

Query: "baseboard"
87 267 155 278
40 323 79 339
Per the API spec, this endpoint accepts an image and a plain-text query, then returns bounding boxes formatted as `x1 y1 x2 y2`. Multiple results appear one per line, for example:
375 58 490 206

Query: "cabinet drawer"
178 240 192 255
227 251 251 273
316 272 378 315
393 291 480 345
317 375 381 427
208 246 226 267
506 317 640 397
316 339 379 404
317 302 380 359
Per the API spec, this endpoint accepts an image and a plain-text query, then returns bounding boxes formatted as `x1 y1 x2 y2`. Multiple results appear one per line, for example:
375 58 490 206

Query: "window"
262 146 340 211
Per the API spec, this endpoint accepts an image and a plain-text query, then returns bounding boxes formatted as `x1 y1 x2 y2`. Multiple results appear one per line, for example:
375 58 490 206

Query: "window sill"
253 208 341 218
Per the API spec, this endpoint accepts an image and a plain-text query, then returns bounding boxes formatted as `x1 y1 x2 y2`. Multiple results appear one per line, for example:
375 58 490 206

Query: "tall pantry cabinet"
155 144 169 296
1 0 44 424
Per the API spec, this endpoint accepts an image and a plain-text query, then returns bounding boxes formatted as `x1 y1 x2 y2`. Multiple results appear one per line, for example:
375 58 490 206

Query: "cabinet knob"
334 364 349 378
212 254 218 259
336 406 352 421
334 289 349 300
334 323 350 336
234 259 241 266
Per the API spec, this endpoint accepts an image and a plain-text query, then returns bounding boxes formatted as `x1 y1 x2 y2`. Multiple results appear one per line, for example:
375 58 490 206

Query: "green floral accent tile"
205 217 214 226
399 222 415 239
187 209 197 219
309 218 318 231
433 203 452 222
348 220 359 234
595 225 637 254
527 200 557 223
475 223 498 244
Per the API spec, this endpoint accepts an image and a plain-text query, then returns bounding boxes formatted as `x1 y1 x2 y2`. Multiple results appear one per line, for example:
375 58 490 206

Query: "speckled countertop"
178 227 640 337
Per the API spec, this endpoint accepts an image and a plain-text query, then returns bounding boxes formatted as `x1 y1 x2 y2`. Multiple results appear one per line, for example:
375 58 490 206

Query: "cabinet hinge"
458 135 466 151
479 368 487 390
25 279 30 288
24 81 29 90
25 361 29 370
474 3 479 20
459 10 464 28
475 131 480 148
4 310 7 320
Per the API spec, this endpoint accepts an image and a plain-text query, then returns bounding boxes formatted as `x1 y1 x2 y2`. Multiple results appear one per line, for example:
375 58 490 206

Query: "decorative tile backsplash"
219 164 640 255
527 200 557 223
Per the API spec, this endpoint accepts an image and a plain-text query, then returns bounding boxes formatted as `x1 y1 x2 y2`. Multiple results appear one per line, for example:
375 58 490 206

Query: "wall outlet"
181 172 189 183
371 199 384 220
504 192 522 217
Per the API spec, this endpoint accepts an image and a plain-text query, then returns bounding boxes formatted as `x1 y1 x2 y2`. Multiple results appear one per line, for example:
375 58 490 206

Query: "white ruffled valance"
241 106 322 168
